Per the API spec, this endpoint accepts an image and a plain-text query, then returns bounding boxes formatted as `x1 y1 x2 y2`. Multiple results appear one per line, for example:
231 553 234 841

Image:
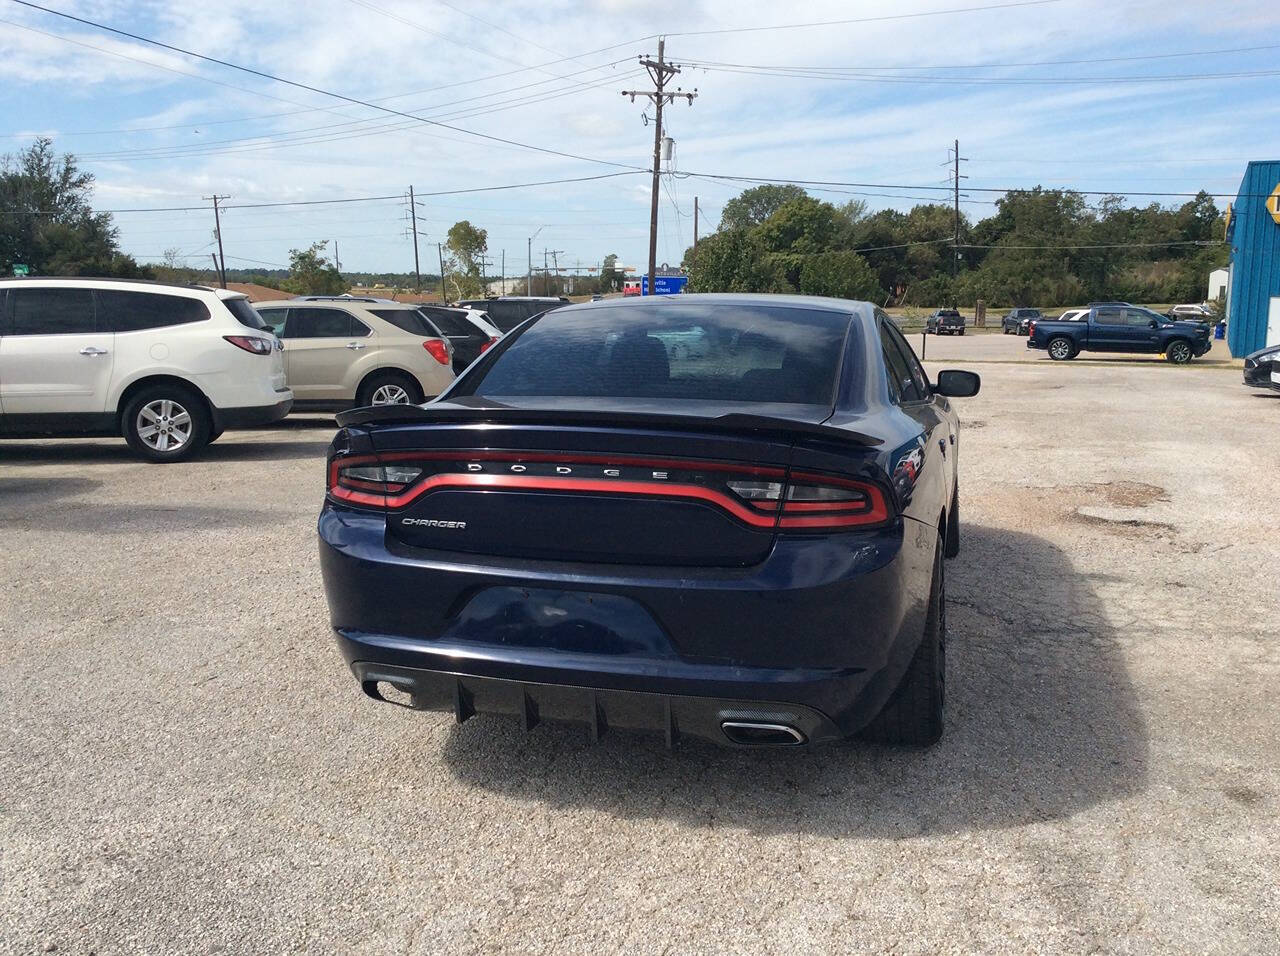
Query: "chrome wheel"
136 399 192 452
1167 341 1192 364
1048 338 1072 360
370 383 411 405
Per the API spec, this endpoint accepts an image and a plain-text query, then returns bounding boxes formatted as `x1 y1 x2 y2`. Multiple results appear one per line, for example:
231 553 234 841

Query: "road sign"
12 264 29 276
1266 184 1280 226
641 275 688 295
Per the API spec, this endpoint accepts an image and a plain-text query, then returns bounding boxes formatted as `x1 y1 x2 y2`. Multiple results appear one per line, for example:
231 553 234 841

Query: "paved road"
1 361 1276 953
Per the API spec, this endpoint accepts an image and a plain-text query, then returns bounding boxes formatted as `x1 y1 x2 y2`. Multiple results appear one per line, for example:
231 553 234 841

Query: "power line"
680 41 1280 73
662 0 1061 37
681 61 1280 85
678 171 1258 200
1 171 647 216
8 0 646 170
72 68 640 163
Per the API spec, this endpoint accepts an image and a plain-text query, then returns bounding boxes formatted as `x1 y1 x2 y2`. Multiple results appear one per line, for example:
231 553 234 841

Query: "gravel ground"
1 359 1277 954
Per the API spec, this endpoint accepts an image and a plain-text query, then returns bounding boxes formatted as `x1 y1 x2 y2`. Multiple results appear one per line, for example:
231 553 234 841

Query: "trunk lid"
339 400 881 568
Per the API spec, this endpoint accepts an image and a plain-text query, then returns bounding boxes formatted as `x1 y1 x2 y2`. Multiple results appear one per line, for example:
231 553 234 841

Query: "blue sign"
641 275 688 295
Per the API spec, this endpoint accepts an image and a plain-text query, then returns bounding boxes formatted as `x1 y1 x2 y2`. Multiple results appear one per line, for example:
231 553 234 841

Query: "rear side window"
98 290 209 332
9 287 96 335
370 308 434 335
256 308 288 335
1094 308 1124 325
482 301 526 332
288 308 363 338
468 304 850 405
880 321 925 402
223 297 268 330
419 308 475 336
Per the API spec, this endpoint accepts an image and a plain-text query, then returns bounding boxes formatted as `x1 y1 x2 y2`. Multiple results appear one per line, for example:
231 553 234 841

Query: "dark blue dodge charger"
318 295 980 747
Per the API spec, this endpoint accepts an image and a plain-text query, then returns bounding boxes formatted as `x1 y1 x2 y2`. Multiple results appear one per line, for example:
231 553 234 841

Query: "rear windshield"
225 297 267 330
468 304 850 405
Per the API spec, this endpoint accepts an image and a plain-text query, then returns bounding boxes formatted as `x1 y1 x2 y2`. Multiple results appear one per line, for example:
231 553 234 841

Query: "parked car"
1168 303 1215 321
1027 303 1212 363
318 294 981 747
1000 308 1042 335
0 277 291 461
926 308 966 335
1055 309 1089 322
415 305 500 373
253 300 453 409
455 296 568 333
1243 343 1280 392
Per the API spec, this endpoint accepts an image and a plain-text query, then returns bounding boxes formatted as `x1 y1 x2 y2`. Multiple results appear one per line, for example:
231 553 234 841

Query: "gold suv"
254 299 455 409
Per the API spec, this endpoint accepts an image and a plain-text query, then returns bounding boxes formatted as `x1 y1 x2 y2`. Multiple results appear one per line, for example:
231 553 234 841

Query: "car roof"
0 275 216 293
549 292 875 323
260 299 419 310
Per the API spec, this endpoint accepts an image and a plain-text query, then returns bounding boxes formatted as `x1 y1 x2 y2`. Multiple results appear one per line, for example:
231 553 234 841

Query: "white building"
1208 267 1229 302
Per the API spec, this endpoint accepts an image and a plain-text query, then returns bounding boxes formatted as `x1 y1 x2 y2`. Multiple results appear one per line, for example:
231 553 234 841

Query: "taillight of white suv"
223 335 274 355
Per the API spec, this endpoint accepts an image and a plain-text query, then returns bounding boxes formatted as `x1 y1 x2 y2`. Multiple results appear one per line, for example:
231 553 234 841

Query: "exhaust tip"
721 720 806 746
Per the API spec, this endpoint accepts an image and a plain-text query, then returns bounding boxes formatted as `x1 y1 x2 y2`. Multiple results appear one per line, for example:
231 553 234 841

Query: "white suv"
0 278 291 462
253 299 455 409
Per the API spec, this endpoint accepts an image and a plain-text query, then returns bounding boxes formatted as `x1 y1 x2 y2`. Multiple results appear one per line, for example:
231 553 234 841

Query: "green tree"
798 251 882 300
282 241 345 295
718 184 808 231
0 137 146 277
442 219 488 298
685 229 789 293
599 252 623 291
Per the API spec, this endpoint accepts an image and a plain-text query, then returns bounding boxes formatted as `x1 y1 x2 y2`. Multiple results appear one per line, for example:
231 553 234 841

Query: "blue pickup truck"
1027 303 1212 364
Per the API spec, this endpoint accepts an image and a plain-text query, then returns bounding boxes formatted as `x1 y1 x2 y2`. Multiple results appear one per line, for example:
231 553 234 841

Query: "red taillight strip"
375 473 779 526
327 456 892 531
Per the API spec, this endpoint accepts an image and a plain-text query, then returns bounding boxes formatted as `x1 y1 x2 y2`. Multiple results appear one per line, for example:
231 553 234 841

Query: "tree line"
683 183 1228 307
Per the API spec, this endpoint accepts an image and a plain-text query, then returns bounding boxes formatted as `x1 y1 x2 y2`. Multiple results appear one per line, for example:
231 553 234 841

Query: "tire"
959 328 966 336
1165 340 1193 364
355 371 424 408
1047 336 1075 360
859 535 945 746
121 384 211 463
944 485 960 559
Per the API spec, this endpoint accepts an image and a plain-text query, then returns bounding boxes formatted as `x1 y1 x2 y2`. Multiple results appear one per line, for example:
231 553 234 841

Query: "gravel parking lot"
2 341 1277 953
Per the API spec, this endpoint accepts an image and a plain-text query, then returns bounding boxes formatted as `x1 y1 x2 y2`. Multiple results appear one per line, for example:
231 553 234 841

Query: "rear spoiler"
335 403 882 447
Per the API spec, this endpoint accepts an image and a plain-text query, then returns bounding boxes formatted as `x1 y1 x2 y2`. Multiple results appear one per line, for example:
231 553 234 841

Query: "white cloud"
3 0 1279 270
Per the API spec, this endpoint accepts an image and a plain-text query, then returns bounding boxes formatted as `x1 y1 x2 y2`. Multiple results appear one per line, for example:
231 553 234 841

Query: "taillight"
223 335 272 355
1027 321 1036 336
728 472 890 530
423 339 450 365
328 455 423 507
480 336 499 353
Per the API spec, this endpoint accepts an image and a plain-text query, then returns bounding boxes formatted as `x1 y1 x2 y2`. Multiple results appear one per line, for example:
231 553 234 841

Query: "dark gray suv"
456 296 568 333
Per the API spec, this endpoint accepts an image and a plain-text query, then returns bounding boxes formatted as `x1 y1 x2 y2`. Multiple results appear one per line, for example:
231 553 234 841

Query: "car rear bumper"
318 508 935 745
212 395 293 429
1243 360 1279 389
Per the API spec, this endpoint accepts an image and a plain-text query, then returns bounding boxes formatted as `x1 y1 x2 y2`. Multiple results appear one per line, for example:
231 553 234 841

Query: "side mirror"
934 369 981 398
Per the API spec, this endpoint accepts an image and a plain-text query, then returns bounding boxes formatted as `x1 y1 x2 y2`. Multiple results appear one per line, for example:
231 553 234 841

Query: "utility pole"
210 253 221 279
501 249 505 294
408 185 421 291
622 38 696 296
437 243 447 302
948 140 968 281
693 196 699 252
549 249 564 295
527 227 543 295
203 194 229 289
333 239 340 273
543 248 548 296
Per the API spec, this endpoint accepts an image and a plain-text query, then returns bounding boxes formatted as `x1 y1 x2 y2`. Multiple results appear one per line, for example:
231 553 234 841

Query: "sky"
3 0 1280 276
